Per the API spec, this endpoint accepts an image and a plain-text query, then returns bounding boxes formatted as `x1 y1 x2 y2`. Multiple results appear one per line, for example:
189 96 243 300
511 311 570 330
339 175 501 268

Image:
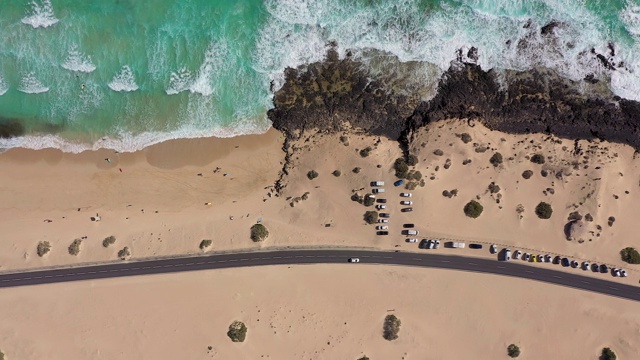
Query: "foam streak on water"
17 72 49 94
108 66 139 92
61 45 96 73
0 74 8 96
21 0 59 28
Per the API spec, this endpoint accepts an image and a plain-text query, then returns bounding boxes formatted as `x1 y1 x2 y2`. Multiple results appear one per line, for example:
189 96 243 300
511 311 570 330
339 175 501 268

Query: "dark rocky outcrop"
0 118 25 139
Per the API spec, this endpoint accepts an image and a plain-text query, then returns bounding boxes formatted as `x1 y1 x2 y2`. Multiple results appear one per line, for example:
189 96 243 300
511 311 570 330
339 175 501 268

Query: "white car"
523 253 531 261
377 219 389 223
514 250 522 260
400 193 412 197
620 269 628 277
433 240 441 249
348 258 360 263
406 238 418 243
504 249 512 261
490 244 497 254
376 225 388 230
612 268 620 276
375 204 386 210
400 200 413 205
581 261 590 270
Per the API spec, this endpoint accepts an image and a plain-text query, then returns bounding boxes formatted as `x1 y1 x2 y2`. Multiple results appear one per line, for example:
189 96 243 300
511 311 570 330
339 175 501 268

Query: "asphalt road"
0 249 638 301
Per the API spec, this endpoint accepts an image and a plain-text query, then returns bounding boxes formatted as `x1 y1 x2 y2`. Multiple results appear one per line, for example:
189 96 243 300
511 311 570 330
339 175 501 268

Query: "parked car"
490 244 497 254
400 200 413 205
620 269 628 277
561 258 570 267
504 249 512 261
400 193 412 197
406 238 418 243
375 204 386 210
376 199 387 203
600 264 609 273
370 181 384 187
394 180 405 187
376 225 388 230
612 268 620 276
403 224 415 228
581 261 590 270
402 229 419 235
377 219 389 223
433 240 441 249
570 260 579 268
372 188 385 194
426 240 435 249
401 207 413 212
514 250 522 260
419 239 429 249
523 253 531 261
544 254 552 263
537 254 544 262
348 258 360 263
591 263 600 272
553 255 562 264
376 231 389 236
469 244 483 249
380 213 390 218
451 242 465 248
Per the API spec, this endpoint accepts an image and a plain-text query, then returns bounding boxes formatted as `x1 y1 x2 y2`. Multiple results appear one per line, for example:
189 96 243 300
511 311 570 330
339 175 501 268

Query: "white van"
400 193 412 197
372 188 385 194
504 249 512 261
405 230 418 236
452 242 466 249
371 181 385 186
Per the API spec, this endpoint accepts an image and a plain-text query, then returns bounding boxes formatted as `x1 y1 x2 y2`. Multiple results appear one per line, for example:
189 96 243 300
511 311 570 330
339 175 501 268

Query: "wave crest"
21 0 59 29
108 65 139 92
61 45 96 73
18 72 49 94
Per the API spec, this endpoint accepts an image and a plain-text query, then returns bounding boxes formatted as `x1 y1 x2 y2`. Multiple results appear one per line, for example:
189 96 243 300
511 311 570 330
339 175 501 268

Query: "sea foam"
62 45 96 73
22 0 59 29
166 42 225 96
18 72 49 94
108 65 139 92
0 75 8 96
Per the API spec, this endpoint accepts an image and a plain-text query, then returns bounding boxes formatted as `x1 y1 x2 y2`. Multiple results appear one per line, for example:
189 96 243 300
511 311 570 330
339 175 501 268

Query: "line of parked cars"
498 246 628 277
371 181 390 235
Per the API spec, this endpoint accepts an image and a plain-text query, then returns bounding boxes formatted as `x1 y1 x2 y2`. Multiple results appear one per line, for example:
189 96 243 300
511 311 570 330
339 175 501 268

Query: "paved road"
0 249 638 301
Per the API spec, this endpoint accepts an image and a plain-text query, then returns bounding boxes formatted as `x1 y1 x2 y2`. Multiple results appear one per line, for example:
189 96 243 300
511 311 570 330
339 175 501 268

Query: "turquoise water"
0 0 639 152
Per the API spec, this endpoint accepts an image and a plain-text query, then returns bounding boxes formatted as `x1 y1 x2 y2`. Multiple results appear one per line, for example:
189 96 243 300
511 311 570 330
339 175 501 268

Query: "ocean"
0 0 639 152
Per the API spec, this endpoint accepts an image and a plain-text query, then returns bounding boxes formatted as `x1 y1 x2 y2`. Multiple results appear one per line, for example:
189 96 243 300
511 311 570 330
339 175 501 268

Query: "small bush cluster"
250 223 269 242
363 194 375 207
459 133 472 143
307 170 319 180
489 152 503 167
102 236 116 248
394 158 409 178
352 167 361 174
464 200 484 218
227 320 248 342
433 149 444 156
487 182 500 194
383 314 401 341
199 239 213 250
406 154 419 166
364 211 378 224
442 189 458 198
620 247 640 264
359 147 372 157
522 170 533 179
332 170 341 177
530 154 546 164
535 202 553 219
37 241 51 257
357 356 370 360
507 344 520 358
601 347 617 360
118 247 131 260
406 170 422 181
68 239 82 256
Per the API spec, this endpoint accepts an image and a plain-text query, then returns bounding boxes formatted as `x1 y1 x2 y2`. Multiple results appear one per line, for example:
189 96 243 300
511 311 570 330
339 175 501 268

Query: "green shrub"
307 170 319 180
37 241 51 257
522 170 533 179
406 170 422 181
620 247 640 264
357 356 370 360
489 152 503 167
0 350 4 360
601 347 617 360
383 314 401 341
488 182 500 194
406 154 419 166
460 133 472 143
117 246 131 260
301 192 310 201
332 170 341 177
530 153 546 164
464 200 484 218
250 223 269 242
227 320 247 342
199 239 213 250
359 147 372 157
364 211 378 224
394 158 409 178
102 236 116 248
352 167 361 174
507 344 520 358
68 239 82 256
363 194 375 207
535 202 553 219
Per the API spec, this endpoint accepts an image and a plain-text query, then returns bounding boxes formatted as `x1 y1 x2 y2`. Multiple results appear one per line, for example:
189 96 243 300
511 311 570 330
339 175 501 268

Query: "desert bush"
363 194 375 207
507 344 520 358
488 182 501 194
37 241 51 257
357 356 370 360
199 239 213 250
227 320 248 342
351 193 362 202
393 158 409 178
332 170 341 177
601 347 617 360
433 149 444 156
301 192 310 201
307 170 319 180
102 236 116 248
359 147 372 157
406 170 422 181
489 152 503 167
464 200 484 218
364 211 378 224
0 350 4 360
535 202 553 219
442 190 452 198
405 182 418 190
383 314 401 341
530 153 546 164
459 133 472 143
406 154 419 166
68 239 82 256
522 170 533 179
250 223 269 242
117 246 131 260
620 247 640 264
352 167 361 174
340 135 348 143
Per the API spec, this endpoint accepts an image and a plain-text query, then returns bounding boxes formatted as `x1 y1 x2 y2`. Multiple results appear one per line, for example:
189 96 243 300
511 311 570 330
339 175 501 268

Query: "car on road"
490 244 497 254
561 258 570 267
401 207 413 212
544 254 552 263
403 223 415 228
380 213 390 218
375 204 386 210
378 219 389 223
348 258 360 263
400 193 412 197
406 238 418 243
523 253 531 261
600 264 609 274
570 260 579 268
403 229 419 235
400 200 413 205
376 225 388 230
376 231 389 236
581 261 590 270
377 199 387 203
537 254 544 262
620 269 628 277
504 249 512 261
514 250 522 260
469 244 483 249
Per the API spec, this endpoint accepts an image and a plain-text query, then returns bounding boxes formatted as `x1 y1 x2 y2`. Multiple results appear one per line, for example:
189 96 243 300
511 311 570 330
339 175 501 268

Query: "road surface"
0 250 637 301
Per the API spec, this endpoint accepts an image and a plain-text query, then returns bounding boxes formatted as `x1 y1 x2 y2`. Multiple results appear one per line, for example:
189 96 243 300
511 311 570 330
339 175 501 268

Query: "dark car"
394 180 405 187
401 207 413 212
376 231 389 236
469 244 483 249
591 263 600 272
379 213 390 218
377 199 387 203
403 224 415 228
561 257 570 267
600 264 609 274
419 239 429 249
